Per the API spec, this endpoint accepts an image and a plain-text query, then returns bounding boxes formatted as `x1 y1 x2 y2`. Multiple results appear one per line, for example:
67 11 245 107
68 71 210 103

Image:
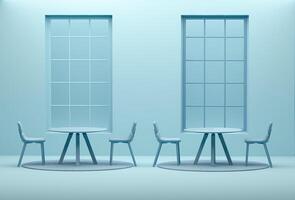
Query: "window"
46 16 112 130
182 16 247 130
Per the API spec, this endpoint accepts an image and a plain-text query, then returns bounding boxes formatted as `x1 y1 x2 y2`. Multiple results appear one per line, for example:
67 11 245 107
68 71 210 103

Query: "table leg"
194 133 209 165
82 133 98 164
211 133 216 165
59 133 73 164
218 133 233 165
76 133 80 165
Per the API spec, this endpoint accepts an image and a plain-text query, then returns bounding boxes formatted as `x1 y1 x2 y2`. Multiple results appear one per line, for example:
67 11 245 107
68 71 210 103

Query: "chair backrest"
264 122 273 142
153 122 161 142
128 122 137 141
17 121 27 142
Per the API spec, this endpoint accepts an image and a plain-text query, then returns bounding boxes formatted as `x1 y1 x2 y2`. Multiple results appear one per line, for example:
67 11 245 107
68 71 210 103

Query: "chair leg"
176 142 181 165
245 143 249 166
18 143 27 167
128 143 137 166
41 142 45 165
263 144 272 168
110 142 114 165
153 143 162 167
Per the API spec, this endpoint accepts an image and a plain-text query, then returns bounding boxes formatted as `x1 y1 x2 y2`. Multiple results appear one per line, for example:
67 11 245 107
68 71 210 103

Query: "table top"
48 127 108 133
184 127 243 134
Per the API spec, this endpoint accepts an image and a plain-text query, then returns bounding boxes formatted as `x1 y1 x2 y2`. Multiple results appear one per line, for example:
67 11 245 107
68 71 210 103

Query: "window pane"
205 19 224 37
51 83 69 105
51 37 69 59
185 107 204 128
205 107 224 127
205 61 224 83
91 83 111 105
91 37 109 59
51 106 69 127
226 84 244 106
205 38 224 60
226 61 244 83
91 59 109 68
186 38 204 60
70 37 89 59
70 83 89 105
186 19 204 37
50 19 68 36
51 61 69 82
91 106 111 128
226 20 244 37
70 106 90 126
226 107 244 129
205 84 224 106
91 19 109 36
70 60 89 82
186 61 204 83
91 60 111 82
70 19 89 36
186 84 204 106
226 38 244 60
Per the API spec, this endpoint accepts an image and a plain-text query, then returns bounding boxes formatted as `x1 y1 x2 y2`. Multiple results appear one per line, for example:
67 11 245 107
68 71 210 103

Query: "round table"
48 127 107 165
184 128 243 166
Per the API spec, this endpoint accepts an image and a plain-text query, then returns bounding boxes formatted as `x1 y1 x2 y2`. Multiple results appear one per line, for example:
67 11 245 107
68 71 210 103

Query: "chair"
245 123 273 167
109 122 137 166
153 122 181 167
17 122 46 167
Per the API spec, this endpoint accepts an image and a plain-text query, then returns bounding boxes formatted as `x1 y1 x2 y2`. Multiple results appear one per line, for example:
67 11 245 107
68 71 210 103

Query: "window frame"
45 15 113 131
181 15 248 131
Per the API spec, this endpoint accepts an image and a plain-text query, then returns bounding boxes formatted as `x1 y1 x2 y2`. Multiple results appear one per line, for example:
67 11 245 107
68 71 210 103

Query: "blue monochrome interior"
0 0 295 200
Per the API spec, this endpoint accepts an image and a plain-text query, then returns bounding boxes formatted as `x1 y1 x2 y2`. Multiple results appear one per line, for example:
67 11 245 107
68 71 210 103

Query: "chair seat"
25 137 45 143
160 137 181 143
245 138 265 144
109 137 129 143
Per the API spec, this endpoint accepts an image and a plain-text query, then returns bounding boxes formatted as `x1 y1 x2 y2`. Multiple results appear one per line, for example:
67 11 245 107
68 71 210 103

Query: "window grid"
50 36 108 38
50 82 111 84
186 106 244 108
68 19 72 124
223 19 226 128
203 20 206 127
186 82 245 84
47 16 112 129
51 105 110 107
88 18 92 124
186 59 245 61
186 36 244 38
182 16 247 130
51 59 108 61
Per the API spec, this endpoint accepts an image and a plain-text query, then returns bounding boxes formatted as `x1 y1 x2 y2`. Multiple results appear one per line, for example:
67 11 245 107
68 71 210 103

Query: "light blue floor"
0 156 295 200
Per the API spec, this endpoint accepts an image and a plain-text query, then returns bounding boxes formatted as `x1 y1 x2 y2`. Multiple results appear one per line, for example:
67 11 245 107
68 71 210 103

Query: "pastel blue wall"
0 0 294 156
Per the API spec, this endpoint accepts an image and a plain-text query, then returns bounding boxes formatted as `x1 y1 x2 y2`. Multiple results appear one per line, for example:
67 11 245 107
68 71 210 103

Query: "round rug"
157 160 269 172
22 160 134 171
